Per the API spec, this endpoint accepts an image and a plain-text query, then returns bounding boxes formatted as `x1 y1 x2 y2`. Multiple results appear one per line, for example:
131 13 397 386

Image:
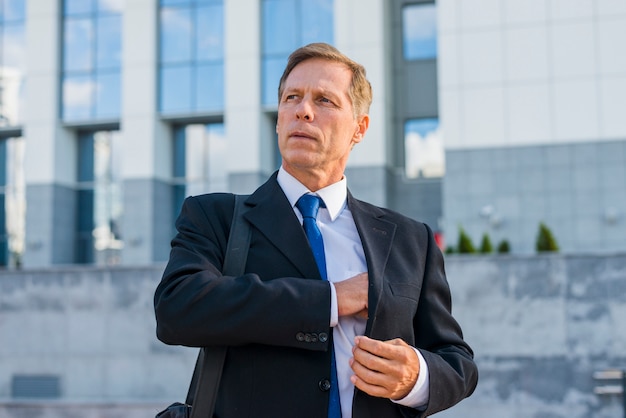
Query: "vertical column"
23 0 77 267
224 0 264 193
121 0 172 264
335 0 388 206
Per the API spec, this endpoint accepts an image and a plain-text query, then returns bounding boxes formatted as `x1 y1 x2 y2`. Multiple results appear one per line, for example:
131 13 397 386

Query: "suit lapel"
348 193 397 335
243 173 323 281
240 176 398 327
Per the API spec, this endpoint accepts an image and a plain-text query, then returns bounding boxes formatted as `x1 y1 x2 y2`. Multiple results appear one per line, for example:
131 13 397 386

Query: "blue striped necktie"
296 194 342 418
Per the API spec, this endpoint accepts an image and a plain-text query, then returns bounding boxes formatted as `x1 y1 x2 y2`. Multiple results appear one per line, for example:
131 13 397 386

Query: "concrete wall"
0 265 197 418
441 253 626 418
1 254 625 417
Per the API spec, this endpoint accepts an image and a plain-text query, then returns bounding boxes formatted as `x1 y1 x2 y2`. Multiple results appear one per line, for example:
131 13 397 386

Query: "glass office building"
3 0 626 268
10 0 445 268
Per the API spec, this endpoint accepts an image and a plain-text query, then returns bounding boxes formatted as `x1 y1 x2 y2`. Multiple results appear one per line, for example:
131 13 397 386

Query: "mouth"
289 131 316 140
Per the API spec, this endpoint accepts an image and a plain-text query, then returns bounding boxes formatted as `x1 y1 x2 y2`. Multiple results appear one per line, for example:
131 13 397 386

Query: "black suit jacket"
155 172 477 417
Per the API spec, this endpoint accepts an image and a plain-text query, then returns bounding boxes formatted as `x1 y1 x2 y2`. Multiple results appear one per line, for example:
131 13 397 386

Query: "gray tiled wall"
122 179 174 265
443 140 626 254
24 184 77 267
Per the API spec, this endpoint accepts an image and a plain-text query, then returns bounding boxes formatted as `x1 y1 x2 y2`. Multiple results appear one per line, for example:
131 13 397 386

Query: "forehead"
284 58 353 94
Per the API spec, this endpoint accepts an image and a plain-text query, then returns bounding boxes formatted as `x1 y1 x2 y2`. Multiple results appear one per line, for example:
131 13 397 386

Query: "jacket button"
296 332 305 342
310 333 318 342
319 379 331 392
319 332 328 342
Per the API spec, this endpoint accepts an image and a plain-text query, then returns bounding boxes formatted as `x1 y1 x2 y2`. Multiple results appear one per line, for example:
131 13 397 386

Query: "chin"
283 154 320 170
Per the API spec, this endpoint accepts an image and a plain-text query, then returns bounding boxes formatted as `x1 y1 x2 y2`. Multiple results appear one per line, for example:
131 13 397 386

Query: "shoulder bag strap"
186 194 251 418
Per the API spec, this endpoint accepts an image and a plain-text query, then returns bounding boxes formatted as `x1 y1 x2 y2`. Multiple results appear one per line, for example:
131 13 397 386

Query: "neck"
282 165 344 192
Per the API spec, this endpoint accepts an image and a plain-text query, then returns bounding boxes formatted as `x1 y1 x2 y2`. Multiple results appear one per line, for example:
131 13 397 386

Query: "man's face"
276 58 368 186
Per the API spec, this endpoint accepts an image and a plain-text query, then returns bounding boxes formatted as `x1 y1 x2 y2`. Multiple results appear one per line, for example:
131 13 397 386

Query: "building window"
0 0 26 127
404 118 444 178
62 0 123 122
159 0 224 115
261 0 334 106
0 136 25 267
76 130 123 265
172 123 226 215
402 3 437 61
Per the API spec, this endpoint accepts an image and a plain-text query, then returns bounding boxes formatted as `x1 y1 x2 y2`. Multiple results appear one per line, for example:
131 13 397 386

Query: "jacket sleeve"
414 224 478 416
153 194 332 350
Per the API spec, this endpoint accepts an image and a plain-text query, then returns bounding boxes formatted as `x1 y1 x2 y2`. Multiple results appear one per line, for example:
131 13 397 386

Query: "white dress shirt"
277 167 429 416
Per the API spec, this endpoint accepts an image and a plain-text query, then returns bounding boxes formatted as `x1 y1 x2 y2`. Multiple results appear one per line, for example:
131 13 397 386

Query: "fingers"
349 358 391 398
350 336 420 400
335 273 368 317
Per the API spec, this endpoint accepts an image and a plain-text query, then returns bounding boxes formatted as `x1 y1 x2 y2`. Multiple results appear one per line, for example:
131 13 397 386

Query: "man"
155 43 477 417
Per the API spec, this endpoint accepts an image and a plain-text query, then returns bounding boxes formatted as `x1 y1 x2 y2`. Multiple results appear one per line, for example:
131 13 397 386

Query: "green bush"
457 227 476 254
536 222 559 252
497 239 510 254
479 233 493 254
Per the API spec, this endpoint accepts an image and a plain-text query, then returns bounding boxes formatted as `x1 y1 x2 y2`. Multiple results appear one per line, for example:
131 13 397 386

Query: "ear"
352 114 370 145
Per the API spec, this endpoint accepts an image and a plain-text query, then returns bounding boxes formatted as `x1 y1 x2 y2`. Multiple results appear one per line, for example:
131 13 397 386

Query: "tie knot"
296 194 323 219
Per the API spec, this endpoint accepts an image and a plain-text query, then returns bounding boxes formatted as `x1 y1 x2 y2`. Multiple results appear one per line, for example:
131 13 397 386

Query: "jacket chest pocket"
369 282 421 342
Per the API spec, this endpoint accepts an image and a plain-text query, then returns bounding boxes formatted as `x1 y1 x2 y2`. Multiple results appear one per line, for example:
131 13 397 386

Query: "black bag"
156 195 250 418
156 402 189 418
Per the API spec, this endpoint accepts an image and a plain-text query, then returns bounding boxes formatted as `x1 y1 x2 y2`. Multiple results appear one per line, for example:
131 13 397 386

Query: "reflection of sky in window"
161 0 221 4
262 0 334 106
161 0 193 5
97 0 125 13
65 0 93 15
95 72 121 118
263 0 297 55
64 19 94 72
96 15 122 70
403 3 437 61
301 0 334 45
196 64 223 111
3 24 25 70
62 3 121 121
196 5 224 61
406 118 439 137
160 66 192 113
262 57 288 106
1 0 26 22
65 0 124 15
63 75 95 121
161 7 193 63
405 118 445 178
0 2 26 126
159 1 224 114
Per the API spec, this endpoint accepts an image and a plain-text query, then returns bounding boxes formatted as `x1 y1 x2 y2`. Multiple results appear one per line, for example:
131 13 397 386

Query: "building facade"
1 0 625 265
1 0 444 269
439 0 626 254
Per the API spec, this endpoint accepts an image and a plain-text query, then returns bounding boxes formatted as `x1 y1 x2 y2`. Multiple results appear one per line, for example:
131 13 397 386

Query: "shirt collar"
277 166 347 222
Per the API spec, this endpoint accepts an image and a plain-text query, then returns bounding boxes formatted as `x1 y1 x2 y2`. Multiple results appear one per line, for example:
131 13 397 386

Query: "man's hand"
334 272 368 318
350 336 420 400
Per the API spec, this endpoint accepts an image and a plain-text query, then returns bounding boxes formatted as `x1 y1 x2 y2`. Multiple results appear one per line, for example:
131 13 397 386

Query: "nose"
296 99 313 121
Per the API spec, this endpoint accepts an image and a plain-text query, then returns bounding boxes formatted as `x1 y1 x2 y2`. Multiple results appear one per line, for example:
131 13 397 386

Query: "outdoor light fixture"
604 207 620 225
